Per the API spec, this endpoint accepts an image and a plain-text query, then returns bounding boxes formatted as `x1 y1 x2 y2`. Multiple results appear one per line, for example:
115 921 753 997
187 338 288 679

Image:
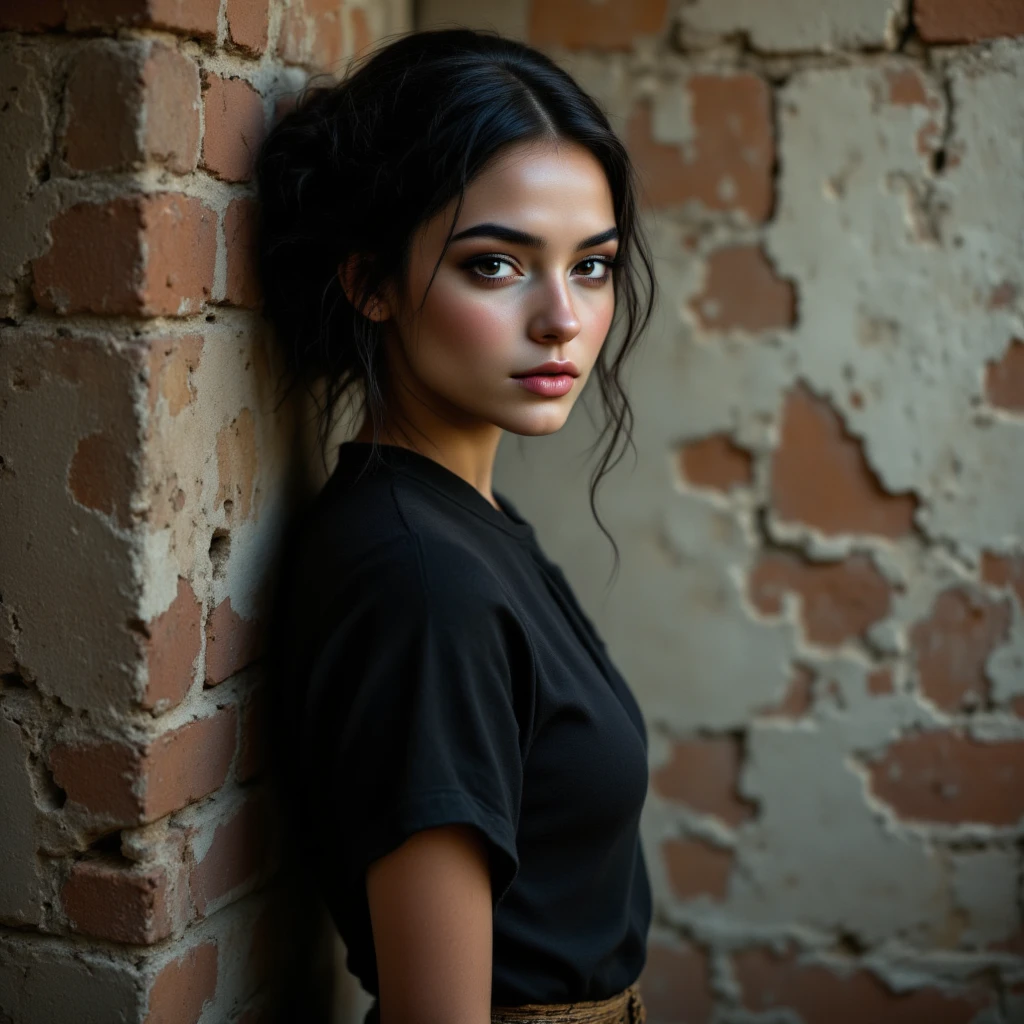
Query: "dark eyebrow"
449 223 619 251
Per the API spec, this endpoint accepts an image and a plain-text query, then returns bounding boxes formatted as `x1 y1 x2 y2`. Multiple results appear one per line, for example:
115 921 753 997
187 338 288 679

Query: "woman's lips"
515 374 575 397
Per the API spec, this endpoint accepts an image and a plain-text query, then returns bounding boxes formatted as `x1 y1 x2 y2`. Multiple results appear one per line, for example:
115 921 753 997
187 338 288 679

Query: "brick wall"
0 2 407 1022
419 1 1024 1022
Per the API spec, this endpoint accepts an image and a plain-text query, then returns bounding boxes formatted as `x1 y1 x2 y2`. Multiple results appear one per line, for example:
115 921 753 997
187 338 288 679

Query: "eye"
467 256 519 281
573 257 614 283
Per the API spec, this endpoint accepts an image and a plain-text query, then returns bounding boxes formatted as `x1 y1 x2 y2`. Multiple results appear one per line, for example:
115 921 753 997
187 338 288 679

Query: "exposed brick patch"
205 597 263 685
49 705 238 824
638 940 714 1023
910 588 1012 711
351 6 372 56
147 334 203 417
981 551 1024 609
688 246 796 333
67 0 219 38
142 576 202 710
68 432 137 527
215 407 258 521
32 195 216 316
62 858 180 944
223 198 261 308
771 385 918 538
678 434 753 493
916 0 1024 42
189 793 273 917
758 663 815 718
627 74 774 221
146 941 218 1024
201 74 266 183
886 68 930 107
652 736 756 826
277 0 346 69
226 0 270 55
985 339 1024 413
867 667 895 696
734 946 992 1021
528 0 668 50
662 838 733 901
989 281 1018 310
748 551 892 648
867 731 1024 826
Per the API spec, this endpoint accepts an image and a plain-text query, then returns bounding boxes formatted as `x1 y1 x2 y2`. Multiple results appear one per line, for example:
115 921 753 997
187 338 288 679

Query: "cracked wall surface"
417 2 1024 1021
0 1 409 1022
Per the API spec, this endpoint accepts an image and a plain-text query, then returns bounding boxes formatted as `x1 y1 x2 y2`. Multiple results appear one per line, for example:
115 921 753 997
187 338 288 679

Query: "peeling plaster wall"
416 2 1024 1020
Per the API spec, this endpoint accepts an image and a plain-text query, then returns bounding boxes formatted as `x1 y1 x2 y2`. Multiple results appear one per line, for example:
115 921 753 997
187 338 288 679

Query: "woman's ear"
338 256 392 322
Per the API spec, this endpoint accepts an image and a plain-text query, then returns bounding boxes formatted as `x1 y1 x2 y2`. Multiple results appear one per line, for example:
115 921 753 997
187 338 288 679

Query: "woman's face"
383 139 619 438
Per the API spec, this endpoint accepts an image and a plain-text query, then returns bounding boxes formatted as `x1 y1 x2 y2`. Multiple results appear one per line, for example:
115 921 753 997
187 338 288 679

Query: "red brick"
652 736 756 826
528 0 668 50
662 838 733 901
49 705 238 824
867 666 895 696
68 431 137 527
62 42 198 175
688 247 796 333
771 385 918 538
32 195 216 316
982 551 1024 609
916 0 1024 42
886 68 931 107
206 597 263 685
201 75 266 183
215 407 258 522
351 5 372 56
63 44 140 172
62 858 179 944
985 339 1024 413
223 198 261 308
638 940 713 1023
758 663 815 718
68 0 219 38
678 434 753 492
146 941 218 1024
0 0 66 30
910 588 1011 711
148 334 203 417
749 551 892 648
189 793 273 917
142 576 202 710
139 44 201 174
735 946 992 1022
278 0 347 68
627 74 774 221
227 0 270 55
867 731 1024 826
238 686 269 783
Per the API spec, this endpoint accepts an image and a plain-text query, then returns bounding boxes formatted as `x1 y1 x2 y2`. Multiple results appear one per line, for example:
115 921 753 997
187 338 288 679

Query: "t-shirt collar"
333 442 536 542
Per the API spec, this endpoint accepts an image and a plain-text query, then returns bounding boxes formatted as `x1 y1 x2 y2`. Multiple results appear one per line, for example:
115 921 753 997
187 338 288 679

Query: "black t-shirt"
273 442 652 1006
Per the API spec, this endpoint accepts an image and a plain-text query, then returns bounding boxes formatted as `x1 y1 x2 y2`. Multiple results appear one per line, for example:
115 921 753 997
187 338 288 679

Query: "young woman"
258 29 656 1024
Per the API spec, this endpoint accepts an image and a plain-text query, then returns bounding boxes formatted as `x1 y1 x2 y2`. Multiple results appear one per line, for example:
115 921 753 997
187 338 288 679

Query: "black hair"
256 28 655 573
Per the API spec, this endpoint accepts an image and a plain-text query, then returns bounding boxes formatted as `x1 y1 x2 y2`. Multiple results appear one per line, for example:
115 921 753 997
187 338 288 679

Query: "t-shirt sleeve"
303 537 529 907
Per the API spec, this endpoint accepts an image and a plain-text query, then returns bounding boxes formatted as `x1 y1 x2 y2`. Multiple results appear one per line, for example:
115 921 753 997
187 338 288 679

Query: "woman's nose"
527 276 582 345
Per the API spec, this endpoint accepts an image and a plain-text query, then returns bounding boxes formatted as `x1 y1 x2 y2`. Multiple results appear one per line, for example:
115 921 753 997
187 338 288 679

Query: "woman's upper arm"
366 824 494 1024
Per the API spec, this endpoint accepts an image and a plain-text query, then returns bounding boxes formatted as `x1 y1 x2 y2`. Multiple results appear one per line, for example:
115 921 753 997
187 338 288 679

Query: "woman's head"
256 29 654 546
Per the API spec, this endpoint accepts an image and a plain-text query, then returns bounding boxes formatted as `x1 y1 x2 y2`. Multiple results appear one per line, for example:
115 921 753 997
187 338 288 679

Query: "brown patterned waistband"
491 984 646 1024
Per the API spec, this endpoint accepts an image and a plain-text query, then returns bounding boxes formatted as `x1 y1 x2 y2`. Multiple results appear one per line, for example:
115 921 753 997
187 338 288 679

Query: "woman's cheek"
423 284 520 364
